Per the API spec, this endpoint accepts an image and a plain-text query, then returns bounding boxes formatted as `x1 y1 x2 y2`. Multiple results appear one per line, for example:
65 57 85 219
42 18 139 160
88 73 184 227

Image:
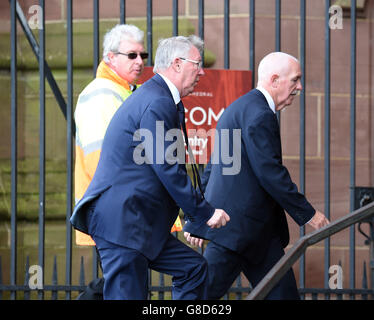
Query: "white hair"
153 35 204 73
257 52 299 85
102 24 144 63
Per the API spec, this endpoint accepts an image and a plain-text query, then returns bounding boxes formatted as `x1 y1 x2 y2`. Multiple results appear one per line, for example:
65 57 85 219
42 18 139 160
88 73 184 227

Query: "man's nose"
198 67 205 76
136 54 144 64
297 79 303 91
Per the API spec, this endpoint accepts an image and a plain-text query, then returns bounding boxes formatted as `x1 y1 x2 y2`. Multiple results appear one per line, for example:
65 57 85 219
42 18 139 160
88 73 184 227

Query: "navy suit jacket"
184 89 315 264
70 74 214 260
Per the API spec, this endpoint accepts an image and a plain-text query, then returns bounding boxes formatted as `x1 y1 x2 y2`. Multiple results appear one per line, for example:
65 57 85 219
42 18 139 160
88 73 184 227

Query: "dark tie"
176 101 205 199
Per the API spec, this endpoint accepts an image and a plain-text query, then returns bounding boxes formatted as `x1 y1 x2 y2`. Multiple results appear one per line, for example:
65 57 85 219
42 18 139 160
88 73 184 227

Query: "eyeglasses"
179 57 202 69
115 52 149 60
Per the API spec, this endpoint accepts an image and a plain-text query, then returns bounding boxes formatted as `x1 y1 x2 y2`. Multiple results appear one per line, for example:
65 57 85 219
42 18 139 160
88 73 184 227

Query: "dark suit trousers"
92 234 209 300
204 237 300 300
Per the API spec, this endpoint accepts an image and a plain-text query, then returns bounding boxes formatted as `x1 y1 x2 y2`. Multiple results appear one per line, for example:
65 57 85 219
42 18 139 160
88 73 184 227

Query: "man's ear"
107 52 116 65
270 74 279 88
172 57 182 73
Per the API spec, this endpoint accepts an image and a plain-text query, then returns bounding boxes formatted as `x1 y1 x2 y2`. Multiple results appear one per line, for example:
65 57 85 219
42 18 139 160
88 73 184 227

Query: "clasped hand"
184 209 230 248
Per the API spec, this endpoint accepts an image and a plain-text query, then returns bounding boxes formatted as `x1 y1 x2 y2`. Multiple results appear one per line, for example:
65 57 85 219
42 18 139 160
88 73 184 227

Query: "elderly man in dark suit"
70 35 230 300
184 52 330 300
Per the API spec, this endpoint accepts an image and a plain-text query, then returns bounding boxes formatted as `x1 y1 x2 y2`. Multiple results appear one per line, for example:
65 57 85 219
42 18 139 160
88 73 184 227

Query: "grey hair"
153 35 204 73
103 24 144 63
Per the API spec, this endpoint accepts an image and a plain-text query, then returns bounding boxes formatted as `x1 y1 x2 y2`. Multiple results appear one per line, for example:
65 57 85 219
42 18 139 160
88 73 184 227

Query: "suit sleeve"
201 160 212 193
139 97 214 225
245 111 315 226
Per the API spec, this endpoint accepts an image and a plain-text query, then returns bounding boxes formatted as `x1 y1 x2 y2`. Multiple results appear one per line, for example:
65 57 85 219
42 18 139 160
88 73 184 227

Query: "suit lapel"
253 89 283 163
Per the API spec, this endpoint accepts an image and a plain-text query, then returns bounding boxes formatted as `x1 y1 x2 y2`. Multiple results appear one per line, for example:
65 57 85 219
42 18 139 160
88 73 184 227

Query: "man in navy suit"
184 52 330 300
70 35 230 300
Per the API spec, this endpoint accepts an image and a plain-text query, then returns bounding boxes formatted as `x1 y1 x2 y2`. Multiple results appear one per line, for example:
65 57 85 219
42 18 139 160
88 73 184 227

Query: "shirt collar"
158 73 181 105
256 86 276 114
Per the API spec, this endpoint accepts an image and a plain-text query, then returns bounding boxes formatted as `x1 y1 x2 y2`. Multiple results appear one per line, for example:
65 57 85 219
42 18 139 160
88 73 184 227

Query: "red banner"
139 67 252 163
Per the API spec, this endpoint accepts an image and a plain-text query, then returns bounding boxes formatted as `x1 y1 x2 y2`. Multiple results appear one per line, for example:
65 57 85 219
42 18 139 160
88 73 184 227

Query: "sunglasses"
115 51 149 60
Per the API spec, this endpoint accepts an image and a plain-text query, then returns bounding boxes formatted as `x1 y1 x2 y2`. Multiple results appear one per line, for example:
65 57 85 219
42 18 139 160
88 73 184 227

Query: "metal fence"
1 0 373 300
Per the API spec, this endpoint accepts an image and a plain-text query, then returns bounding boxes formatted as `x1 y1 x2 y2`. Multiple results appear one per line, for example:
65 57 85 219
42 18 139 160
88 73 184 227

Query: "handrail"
246 201 374 300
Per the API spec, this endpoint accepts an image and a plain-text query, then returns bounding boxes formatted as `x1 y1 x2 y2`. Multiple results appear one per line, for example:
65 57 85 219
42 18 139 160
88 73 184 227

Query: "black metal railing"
246 201 374 300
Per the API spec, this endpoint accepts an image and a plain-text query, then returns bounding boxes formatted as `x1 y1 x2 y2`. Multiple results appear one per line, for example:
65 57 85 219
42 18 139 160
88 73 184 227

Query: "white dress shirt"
256 86 276 114
158 73 181 105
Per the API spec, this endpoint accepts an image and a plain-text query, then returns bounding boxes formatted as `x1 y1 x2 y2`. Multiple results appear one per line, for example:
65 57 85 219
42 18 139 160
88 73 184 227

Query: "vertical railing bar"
172 0 178 36
79 256 85 287
249 0 255 86
299 0 306 300
93 0 100 75
370 222 374 299
275 0 281 123
158 273 164 300
349 0 357 300
0 256 3 300
147 0 153 66
337 260 343 300
38 0 46 300
275 0 281 52
198 0 204 65
65 0 73 300
362 262 367 300
148 269 152 299
14 1 69 123
324 0 331 300
92 0 100 280
23 256 30 300
236 274 242 300
120 0 126 24
52 256 58 300
10 0 18 301
92 248 98 280
224 0 230 69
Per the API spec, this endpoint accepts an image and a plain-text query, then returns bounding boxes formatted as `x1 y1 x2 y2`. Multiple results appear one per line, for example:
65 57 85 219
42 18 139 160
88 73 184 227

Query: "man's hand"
308 210 330 230
206 209 230 229
184 232 204 248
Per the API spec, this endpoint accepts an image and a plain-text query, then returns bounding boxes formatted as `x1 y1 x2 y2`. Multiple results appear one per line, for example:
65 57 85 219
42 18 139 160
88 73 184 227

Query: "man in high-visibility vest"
75 24 182 299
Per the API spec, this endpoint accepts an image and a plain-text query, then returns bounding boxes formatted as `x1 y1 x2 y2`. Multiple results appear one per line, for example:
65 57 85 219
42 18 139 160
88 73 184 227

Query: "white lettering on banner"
185 107 225 126
188 136 209 150
190 91 213 97
189 107 206 126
